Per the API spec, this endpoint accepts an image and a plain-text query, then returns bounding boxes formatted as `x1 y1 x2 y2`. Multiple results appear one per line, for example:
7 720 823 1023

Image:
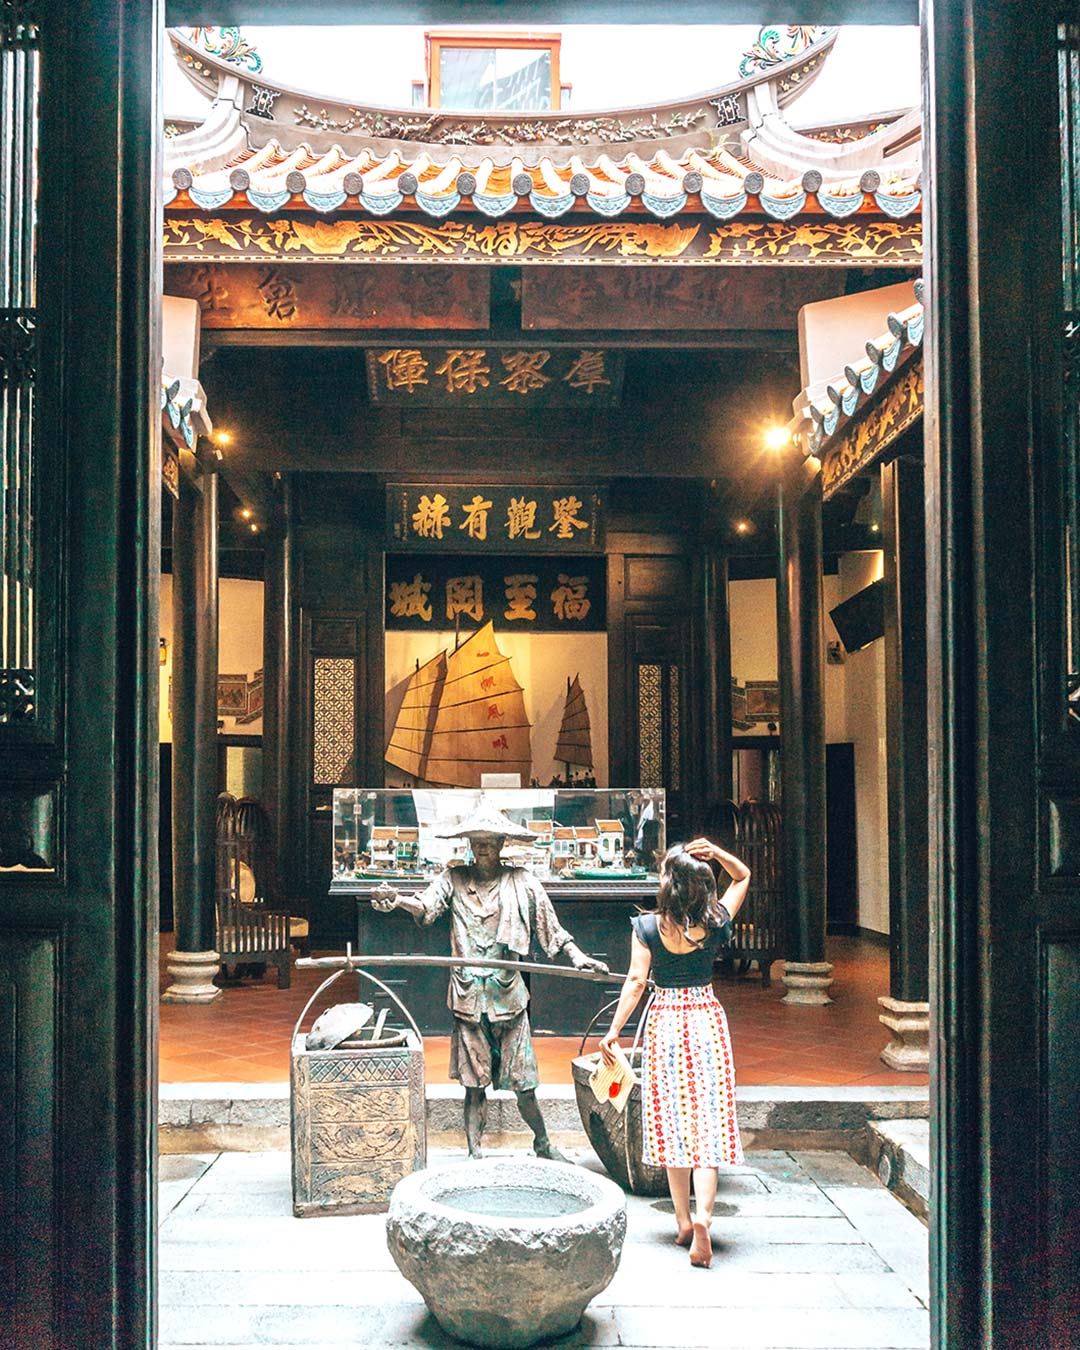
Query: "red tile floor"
158 933 927 1088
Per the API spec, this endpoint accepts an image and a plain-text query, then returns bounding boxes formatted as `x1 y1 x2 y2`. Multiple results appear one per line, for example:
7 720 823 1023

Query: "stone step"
866 1118 930 1219
159 1082 929 1153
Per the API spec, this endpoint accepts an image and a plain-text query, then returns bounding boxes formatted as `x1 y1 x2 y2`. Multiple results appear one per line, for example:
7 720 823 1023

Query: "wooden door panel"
0 931 59 1344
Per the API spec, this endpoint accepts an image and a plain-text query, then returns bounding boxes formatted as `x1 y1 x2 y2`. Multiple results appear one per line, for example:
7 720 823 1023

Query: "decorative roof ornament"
188 26 262 74
739 25 836 79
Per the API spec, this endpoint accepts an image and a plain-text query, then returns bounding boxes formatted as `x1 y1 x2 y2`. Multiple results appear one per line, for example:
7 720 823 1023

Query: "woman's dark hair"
655 844 726 944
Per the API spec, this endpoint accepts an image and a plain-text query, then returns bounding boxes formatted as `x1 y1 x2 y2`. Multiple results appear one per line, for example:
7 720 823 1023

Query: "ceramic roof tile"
164 27 922 223
791 279 925 459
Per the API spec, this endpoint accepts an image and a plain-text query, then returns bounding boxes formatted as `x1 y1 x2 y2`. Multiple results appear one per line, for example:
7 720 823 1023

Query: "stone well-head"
386 1157 626 1349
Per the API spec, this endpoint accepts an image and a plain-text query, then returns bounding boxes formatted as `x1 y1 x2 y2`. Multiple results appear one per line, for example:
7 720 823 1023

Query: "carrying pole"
297 947 629 985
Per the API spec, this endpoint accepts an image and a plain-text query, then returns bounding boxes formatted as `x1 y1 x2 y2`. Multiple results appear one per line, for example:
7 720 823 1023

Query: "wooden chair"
215 793 292 988
231 795 312 958
725 799 784 987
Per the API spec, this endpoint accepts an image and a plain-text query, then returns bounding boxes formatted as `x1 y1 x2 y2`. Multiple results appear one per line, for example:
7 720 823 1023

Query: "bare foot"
675 1225 693 1248
689 1221 712 1268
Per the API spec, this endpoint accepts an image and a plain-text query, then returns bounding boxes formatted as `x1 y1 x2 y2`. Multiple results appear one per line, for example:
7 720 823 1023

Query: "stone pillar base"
878 996 930 1071
781 960 834 1005
161 949 222 1004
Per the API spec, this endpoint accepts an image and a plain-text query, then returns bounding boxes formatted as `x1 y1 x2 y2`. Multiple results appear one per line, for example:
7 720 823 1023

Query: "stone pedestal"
782 960 834 1005
161 949 222 1003
878 995 930 1071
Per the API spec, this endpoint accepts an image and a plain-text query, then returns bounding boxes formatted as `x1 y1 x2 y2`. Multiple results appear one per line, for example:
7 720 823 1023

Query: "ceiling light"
763 425 791 451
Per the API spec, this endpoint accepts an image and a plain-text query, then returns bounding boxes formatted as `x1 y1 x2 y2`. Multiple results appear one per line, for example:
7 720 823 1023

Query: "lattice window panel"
667 663 681 790
637 662 662 786
0 12 40 723
313 657 356 785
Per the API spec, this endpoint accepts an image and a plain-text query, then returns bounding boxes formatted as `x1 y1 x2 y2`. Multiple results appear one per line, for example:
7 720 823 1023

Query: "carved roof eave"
791 278 924 465
167 26 839 166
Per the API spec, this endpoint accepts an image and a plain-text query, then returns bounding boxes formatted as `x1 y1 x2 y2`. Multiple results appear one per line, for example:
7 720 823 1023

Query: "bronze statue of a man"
370 803 609 1159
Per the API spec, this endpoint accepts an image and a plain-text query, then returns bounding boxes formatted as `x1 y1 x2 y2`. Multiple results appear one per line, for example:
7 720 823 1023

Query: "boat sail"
384 648 447 780
385 621 532 789
554 674 592 774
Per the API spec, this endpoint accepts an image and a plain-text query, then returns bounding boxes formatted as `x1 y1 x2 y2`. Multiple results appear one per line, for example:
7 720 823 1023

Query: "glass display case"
331 787 666 886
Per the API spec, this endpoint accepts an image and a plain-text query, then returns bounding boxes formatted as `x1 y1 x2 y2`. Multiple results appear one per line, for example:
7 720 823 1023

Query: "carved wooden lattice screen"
0 9 39 725
312 657 356 785
636 659 681 791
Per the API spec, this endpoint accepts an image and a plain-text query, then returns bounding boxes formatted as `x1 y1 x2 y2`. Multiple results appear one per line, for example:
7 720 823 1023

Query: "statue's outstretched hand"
370 882 399 913
565 942 609 974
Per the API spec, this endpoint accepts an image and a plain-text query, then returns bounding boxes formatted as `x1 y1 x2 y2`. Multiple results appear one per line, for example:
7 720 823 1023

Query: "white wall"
836 551 889 935
385 629 608 788
822 573 847 745
159 576 264 742
729 564 889 935
729 577 778 742
729 577 777 688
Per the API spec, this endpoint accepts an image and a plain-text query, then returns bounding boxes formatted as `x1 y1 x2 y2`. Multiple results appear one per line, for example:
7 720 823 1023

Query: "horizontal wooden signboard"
163 262 489 329
387 484 604 553
386 555 606 632
367 347 623 406
521 265 843 331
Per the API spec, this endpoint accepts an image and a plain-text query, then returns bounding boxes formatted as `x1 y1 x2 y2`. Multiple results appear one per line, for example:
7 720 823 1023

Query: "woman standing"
599 837 750 1268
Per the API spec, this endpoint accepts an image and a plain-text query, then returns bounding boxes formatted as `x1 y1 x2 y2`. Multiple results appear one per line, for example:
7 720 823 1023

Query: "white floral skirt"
641 984 743 1169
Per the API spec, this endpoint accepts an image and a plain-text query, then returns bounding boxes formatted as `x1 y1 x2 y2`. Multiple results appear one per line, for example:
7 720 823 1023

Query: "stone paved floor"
159 1147 930 1349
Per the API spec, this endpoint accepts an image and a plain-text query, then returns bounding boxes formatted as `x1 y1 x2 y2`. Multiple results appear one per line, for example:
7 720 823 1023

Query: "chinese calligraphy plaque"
367 348 623 407
389 485 604 553
385 555 606 633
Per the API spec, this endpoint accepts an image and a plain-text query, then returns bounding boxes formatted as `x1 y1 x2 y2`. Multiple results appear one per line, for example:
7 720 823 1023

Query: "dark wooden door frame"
19 1 1063 1345
923 3 1077 1345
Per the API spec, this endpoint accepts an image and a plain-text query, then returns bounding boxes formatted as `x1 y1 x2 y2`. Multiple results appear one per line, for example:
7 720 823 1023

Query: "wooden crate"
290 1032 426 1217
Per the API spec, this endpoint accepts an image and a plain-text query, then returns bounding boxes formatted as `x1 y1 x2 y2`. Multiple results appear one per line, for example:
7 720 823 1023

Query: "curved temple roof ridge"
163 28 922 225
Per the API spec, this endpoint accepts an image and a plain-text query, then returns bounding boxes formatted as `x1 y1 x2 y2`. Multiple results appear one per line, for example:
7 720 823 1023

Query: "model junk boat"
554 674 593 785
386 621 532 789
553 675 645 880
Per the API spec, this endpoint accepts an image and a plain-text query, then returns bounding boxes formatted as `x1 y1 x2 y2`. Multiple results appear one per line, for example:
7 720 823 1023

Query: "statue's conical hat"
437 801 537 841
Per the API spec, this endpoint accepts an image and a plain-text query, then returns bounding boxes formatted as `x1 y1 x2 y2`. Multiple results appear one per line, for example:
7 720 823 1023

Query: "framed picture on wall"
731 677 754 732
236 670 263 725
744 679 780 726
216 674 248 718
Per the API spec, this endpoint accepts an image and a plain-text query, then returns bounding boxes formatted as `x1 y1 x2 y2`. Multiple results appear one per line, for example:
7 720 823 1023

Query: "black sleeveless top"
631 911 731 989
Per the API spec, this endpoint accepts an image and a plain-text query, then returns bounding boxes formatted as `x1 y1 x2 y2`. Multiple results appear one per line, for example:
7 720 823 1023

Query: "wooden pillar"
776 464 832 1004
703 549 734 809
879 455 930 1068
262 475 299 894
162 459 221 1002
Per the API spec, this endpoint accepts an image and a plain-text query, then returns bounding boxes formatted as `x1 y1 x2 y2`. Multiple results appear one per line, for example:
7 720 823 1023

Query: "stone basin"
385 1157 626 1349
